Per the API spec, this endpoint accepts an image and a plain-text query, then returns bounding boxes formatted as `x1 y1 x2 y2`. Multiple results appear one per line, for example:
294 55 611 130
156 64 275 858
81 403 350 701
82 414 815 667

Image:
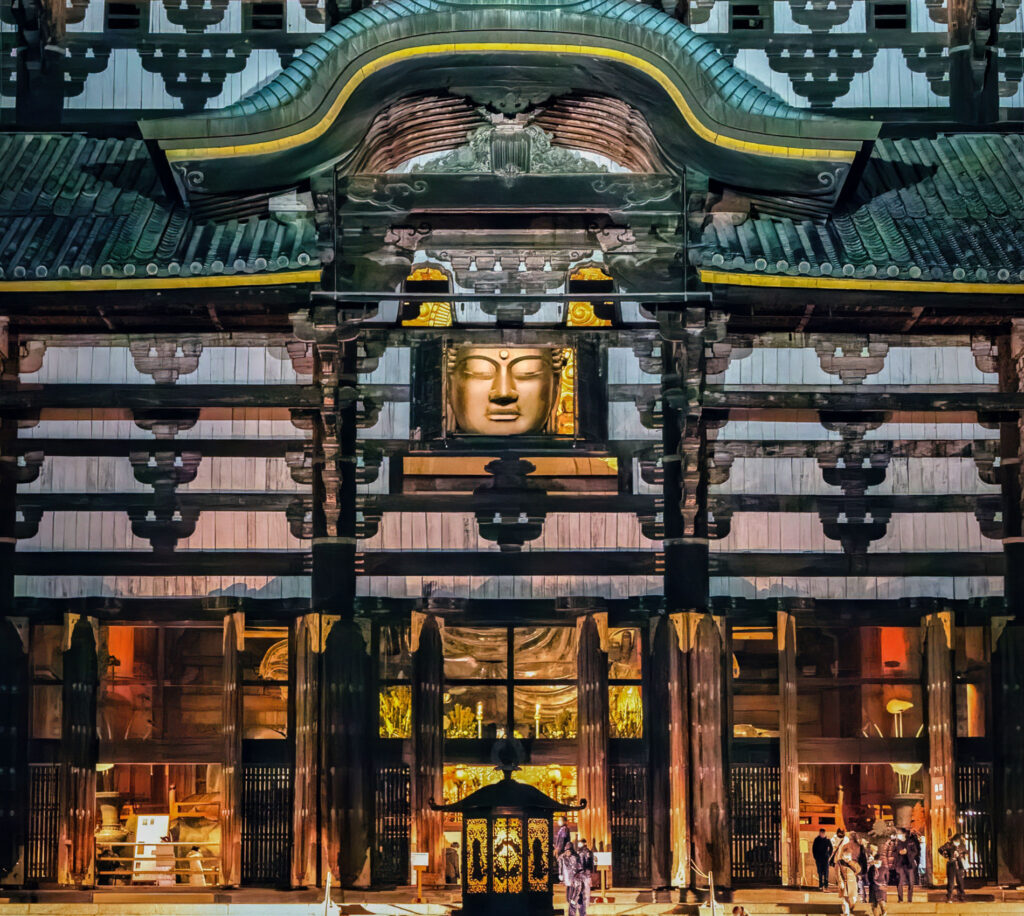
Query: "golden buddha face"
447 346 560 435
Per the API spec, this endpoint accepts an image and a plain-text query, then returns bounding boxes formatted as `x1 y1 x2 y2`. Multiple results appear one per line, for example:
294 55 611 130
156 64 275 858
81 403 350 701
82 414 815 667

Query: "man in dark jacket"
893 830 918 902
812 829 832 890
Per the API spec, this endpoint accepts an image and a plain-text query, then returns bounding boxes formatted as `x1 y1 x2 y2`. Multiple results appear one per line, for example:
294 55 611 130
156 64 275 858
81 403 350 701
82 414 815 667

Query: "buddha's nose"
491 370 518 404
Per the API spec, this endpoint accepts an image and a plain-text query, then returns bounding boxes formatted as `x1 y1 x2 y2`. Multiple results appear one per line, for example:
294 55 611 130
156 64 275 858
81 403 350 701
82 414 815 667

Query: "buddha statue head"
447 345 562 435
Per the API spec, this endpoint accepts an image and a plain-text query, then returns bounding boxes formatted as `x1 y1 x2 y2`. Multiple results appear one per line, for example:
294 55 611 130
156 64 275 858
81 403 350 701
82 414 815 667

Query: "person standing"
830 828 848 888
577 839 594 915
836 850 859 916
812 828 833 890
939 833 968 903
892 830 917 902
559 843 584 916
444 840 460 886
907 829 922 886
866 847 888 916
555 816 571 883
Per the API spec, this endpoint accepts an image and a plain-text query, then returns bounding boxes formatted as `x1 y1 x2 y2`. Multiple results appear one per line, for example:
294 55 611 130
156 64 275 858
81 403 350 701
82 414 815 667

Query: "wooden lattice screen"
26 764 59 883
609 764 650 887
372 765 410 886
241 764 291 885
956 763 995 881
729 764 781 884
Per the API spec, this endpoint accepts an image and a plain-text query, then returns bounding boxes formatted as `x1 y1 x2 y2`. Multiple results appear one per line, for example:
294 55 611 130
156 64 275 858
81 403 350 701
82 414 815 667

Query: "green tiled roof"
141 0 876 204
694 134 1024 285
0 134 319 283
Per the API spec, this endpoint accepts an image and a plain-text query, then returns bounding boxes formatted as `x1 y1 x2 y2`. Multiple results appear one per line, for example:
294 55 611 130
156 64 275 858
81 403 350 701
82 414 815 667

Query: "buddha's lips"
487 411 520 420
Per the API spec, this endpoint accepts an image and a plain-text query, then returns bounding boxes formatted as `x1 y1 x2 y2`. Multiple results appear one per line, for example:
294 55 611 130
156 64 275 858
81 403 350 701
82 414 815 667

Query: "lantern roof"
431 770 587 814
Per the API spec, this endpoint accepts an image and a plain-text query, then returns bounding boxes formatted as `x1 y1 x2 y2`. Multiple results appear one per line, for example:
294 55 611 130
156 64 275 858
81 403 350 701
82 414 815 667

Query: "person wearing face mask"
892 830 918 902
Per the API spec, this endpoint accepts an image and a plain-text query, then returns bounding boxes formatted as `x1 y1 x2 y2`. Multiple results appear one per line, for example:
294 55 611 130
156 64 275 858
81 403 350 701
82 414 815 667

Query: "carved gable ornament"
140 0 877 213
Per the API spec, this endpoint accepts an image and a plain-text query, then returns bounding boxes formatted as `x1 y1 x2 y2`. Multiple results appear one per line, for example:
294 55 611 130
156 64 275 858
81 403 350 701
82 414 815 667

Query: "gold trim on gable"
0 270 322 292
163 42 860 164
699 269 1024 296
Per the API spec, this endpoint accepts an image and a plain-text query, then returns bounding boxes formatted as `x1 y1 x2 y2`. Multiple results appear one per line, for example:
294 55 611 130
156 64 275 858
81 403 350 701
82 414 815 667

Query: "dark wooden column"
323 618 371 887
411 614 444 881
688 612 731 891
925 611 956 886
58 616 97 887
997 322 1024 884
995 622 1024 883
0 318 17 619
290 613 320 888
948 0 998 123
0 618 28 885
221 610 244 887
577 613 610 856
649 614 689 888
777 611 800 888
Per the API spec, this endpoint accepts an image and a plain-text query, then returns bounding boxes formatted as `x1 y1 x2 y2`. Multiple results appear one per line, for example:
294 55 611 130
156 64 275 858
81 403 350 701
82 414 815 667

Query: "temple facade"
1 0 1024 900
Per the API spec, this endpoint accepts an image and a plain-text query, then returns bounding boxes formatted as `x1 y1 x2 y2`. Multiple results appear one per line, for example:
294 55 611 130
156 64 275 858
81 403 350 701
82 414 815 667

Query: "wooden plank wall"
708 336 1004 601
14 333 312 600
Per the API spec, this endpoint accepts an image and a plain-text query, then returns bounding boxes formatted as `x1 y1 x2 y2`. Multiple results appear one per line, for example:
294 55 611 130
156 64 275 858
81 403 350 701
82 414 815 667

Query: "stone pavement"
0 886 1020 915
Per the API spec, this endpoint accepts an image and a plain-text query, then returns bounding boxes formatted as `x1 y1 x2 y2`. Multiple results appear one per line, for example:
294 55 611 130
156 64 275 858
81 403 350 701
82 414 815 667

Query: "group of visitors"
811 825 969 914
554 816 597 916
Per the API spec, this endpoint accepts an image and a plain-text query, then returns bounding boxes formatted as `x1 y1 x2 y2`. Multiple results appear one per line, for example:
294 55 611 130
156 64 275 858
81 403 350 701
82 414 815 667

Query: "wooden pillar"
778 611 800 888
220 610 244 887
290 613 320 888
997 322 1024 883
58 615 97 887
0 318 17 618
411 614 444 882
688 612 731 890
323 618 371 887
995 622 1024 883
925 611 956 886
0 618 28 885
649 614 689 888
577 613 610 856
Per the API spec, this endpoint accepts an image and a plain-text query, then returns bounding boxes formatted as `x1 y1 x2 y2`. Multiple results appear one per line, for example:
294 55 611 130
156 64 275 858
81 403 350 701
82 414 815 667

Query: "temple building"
2 0 1024 904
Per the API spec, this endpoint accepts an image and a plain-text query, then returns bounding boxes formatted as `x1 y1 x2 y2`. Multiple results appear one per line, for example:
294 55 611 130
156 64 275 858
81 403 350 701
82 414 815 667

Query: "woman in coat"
866 847 888 916
836 849 860 915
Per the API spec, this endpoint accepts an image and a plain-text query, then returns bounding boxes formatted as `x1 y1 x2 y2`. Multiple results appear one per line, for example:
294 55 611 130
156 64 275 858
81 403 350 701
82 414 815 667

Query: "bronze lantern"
432 767 585 916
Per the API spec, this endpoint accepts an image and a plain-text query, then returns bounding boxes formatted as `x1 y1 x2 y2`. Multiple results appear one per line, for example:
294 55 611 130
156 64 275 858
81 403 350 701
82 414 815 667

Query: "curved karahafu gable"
140 0 878 208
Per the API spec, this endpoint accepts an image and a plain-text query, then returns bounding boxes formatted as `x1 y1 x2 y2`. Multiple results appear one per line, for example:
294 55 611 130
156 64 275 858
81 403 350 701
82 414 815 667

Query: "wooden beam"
16 552 308 576
411 615 444 883
706 389 1018 413
577 614 611 864
710 552 1002 577
3 384 321 411
221 611 244 888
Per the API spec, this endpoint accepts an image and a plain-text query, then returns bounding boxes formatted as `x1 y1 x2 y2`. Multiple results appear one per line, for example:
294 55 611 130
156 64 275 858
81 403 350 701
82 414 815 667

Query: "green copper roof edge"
139 0 879 151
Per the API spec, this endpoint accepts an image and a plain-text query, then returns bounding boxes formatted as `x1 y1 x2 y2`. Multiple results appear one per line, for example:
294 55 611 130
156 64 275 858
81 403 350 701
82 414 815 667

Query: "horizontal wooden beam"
3 384 322 410
711 551 1002 576
15 551 308 576
12 439 308 457
797 737 928 765
705 388 1019 414
711 494 991 513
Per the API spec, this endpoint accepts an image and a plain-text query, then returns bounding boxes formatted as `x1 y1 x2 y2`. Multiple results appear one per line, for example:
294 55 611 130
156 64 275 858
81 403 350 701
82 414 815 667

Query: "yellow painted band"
0 269 322 292
164 42 858 164
700 268 1024 295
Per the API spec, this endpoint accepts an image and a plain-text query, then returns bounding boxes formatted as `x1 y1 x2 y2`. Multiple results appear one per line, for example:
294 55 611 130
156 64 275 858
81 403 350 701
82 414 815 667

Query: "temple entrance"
241 765 290 886
372 765 411 886
730 764 781 884
609 764 650 887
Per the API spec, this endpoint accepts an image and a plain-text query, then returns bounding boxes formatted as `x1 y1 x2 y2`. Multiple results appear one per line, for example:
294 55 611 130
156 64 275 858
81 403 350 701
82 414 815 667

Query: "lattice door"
956 763 994 880
609 764 650 886
730 764 781 883
372 765 410 886
26 764 59 883
241 765 290 885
